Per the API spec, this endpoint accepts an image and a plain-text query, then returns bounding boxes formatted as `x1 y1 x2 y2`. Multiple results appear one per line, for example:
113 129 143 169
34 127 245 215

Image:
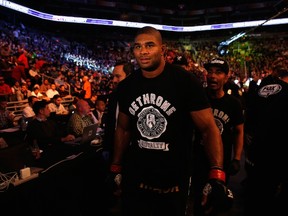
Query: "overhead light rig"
218 5 288 56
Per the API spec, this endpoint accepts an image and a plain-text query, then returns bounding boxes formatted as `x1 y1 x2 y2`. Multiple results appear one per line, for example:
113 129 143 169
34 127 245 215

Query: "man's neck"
142 60 166 78
208 88 225 99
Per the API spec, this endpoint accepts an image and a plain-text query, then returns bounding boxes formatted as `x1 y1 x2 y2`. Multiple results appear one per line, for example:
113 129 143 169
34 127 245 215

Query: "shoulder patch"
258 84 282 98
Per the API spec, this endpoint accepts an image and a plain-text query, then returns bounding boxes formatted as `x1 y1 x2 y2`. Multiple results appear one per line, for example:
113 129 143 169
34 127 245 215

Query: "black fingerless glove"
228 159 241 176
202 168 234 214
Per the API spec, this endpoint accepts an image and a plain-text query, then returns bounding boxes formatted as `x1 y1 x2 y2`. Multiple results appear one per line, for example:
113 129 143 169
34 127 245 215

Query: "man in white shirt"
29 64 40 79
48 94 69 115
45 83 59 99
92 98 106 127
22 95 38 118
31 86 44 99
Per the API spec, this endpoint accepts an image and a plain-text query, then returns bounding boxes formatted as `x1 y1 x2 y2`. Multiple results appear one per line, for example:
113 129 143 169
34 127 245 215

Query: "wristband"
110 164 122 173
209 168 226 182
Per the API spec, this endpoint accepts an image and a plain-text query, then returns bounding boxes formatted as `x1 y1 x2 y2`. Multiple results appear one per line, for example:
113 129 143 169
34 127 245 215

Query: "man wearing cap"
191 58 244 216
172 55 191 71
31 85 45 100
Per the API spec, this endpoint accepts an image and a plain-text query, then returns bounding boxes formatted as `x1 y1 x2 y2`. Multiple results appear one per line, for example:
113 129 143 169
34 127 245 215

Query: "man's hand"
201 168 234 214
62 134 75 142
106 164 122 196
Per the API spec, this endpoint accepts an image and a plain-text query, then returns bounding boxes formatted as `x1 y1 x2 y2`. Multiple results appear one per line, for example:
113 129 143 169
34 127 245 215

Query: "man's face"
55 97 62 106
112 65 126 87
14 81 20 87
91 95 97 102
79 100 91 115
21 85 27 92
206 66 228 91
133 33 164 72
165 51 176 64
26 79 31 86
40 105 51 118
96 100 106 112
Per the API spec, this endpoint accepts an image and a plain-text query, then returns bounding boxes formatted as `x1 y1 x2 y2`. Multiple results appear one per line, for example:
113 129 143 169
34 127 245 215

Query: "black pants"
122 188 188 216
120 177 190 216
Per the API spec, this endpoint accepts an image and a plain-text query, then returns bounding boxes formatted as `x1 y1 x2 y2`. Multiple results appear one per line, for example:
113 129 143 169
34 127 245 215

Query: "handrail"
7 100 29 111
61 97 74 108
6 97 74 118
6 100 29 119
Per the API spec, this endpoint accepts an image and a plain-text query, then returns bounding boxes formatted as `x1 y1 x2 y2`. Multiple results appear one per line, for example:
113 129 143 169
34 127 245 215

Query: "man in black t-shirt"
192 58 244 215
244 57 288 216
108 26 233 216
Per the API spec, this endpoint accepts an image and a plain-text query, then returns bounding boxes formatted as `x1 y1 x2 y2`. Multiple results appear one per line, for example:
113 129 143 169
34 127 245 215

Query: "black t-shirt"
193 92 244 177
245 76 285 134
253 79 288 177
117 63 210 187
208 93 244 170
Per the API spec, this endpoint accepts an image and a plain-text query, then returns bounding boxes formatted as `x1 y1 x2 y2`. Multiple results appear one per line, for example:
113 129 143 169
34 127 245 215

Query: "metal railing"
7 100 29 116
6 97 74 118
41 74 71 95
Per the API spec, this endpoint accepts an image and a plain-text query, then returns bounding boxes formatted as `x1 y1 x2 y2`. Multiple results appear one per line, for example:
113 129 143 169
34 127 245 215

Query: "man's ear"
39 107 45 115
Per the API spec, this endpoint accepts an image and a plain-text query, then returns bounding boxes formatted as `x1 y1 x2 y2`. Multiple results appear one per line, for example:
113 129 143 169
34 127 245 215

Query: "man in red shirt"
11 62 26 84
0 76 12 101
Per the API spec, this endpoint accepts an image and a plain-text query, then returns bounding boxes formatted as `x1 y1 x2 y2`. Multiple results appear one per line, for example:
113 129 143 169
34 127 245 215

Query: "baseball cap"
34 84 40 89
204 58 229 74
173 55 188 66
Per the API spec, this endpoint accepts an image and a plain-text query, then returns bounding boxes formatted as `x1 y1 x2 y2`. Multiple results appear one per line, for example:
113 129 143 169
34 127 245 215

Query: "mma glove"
202 167 234 214
106 164 122 196
228 159 241 176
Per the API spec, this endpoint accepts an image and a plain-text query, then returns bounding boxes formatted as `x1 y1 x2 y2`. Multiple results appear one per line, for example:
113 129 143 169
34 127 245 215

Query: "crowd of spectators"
1 20 288 106
0 20 132 104
0 19 288 130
